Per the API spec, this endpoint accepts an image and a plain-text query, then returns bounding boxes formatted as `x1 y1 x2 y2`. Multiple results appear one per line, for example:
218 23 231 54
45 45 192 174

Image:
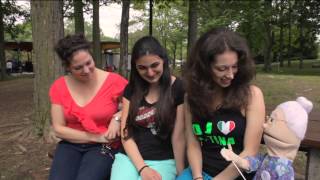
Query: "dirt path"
0 77 52 180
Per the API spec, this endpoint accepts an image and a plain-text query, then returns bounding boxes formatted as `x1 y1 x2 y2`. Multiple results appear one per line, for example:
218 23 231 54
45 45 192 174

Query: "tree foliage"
130 0 319 72
2 0 30 40
64 18 117 41
197 0 319 69
0 0 30 80
130 0 188 68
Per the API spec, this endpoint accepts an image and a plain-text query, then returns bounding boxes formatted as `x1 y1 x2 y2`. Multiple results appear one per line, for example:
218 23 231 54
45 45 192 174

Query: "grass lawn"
254 73 320 111
256 59 320 76
254 59 319 111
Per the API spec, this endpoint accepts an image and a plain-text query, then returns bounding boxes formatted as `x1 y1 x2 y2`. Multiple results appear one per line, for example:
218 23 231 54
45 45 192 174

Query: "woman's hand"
104 113 121 141
140 167 162 180
92 133 110 143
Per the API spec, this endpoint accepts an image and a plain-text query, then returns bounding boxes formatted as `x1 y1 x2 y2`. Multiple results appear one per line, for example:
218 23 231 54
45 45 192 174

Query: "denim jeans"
49 140 117 180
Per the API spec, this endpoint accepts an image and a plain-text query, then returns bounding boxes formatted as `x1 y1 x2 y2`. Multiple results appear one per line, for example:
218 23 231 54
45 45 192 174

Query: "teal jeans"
111 153 177 180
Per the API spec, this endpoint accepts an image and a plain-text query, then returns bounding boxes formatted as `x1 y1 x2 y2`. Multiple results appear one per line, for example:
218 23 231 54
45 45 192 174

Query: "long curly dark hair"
185 27 255 120
123 36 175 140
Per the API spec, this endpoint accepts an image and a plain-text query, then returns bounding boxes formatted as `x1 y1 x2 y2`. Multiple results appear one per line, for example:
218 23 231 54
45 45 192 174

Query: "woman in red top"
49 34 127 180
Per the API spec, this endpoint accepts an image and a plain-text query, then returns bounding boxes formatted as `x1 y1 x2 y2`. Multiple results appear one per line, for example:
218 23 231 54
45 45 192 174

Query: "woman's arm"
120 98 161 180
103 111 121 140
214 85 265 180
51 104 109 143
184 99 204 179
104 95 124 140
171 104 185 175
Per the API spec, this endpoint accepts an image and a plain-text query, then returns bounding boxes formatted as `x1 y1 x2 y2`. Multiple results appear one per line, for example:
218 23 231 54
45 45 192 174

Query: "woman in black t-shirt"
177 28 265 180
110 36 185 180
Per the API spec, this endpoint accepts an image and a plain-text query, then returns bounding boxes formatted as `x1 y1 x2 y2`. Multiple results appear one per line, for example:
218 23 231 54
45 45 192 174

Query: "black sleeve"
123 83 133 101
172 78 185 106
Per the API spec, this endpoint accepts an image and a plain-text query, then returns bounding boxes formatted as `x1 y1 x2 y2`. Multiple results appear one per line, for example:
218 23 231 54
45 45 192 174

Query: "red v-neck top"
49 72 127 134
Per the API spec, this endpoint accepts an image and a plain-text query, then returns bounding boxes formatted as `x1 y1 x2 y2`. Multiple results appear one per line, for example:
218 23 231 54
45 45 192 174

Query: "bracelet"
193 177 203 180
138 165 149 175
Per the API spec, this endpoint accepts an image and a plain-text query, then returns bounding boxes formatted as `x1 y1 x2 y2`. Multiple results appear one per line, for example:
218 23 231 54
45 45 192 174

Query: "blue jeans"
49 140 117 180
176 167 213 180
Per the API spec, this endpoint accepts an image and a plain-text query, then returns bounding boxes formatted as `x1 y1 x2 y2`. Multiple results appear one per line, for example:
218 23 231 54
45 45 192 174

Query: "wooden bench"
302 111 320 180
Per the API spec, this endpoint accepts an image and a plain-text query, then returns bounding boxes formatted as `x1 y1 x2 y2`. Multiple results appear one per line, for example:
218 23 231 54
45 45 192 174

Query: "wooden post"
306 148 320 180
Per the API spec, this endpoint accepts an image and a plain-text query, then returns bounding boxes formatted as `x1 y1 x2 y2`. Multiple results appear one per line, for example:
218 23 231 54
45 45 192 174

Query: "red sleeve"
49 77 64 105
112 73 128 99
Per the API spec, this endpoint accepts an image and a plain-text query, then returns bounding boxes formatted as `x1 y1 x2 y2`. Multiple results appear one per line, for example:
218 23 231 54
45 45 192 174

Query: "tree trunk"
299 20 304 69
149 0 153 36
0 0 6 80
279 0 284 67
74 0 84 34
263 0 272 72
180 40 183 62
287 0 292 67
298 1 305 69
119 0 130 78
263 25 273 72
172 41 177 70
31 0 64 139
187 0 198 59
92 0 102 68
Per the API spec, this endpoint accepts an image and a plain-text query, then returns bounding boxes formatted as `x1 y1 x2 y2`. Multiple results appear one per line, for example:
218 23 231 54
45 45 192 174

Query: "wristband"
138 165 149 175
193 177 203 180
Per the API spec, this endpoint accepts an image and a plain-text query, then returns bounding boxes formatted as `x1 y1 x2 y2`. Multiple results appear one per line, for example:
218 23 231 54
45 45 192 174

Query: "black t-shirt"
192 108 254 179
122 78 185 160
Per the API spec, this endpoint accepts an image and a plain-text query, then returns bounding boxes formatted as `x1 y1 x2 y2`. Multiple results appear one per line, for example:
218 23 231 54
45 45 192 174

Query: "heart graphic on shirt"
217 121 235 135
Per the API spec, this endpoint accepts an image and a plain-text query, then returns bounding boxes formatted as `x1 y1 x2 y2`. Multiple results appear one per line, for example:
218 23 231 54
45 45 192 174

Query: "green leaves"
2 0 30 41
